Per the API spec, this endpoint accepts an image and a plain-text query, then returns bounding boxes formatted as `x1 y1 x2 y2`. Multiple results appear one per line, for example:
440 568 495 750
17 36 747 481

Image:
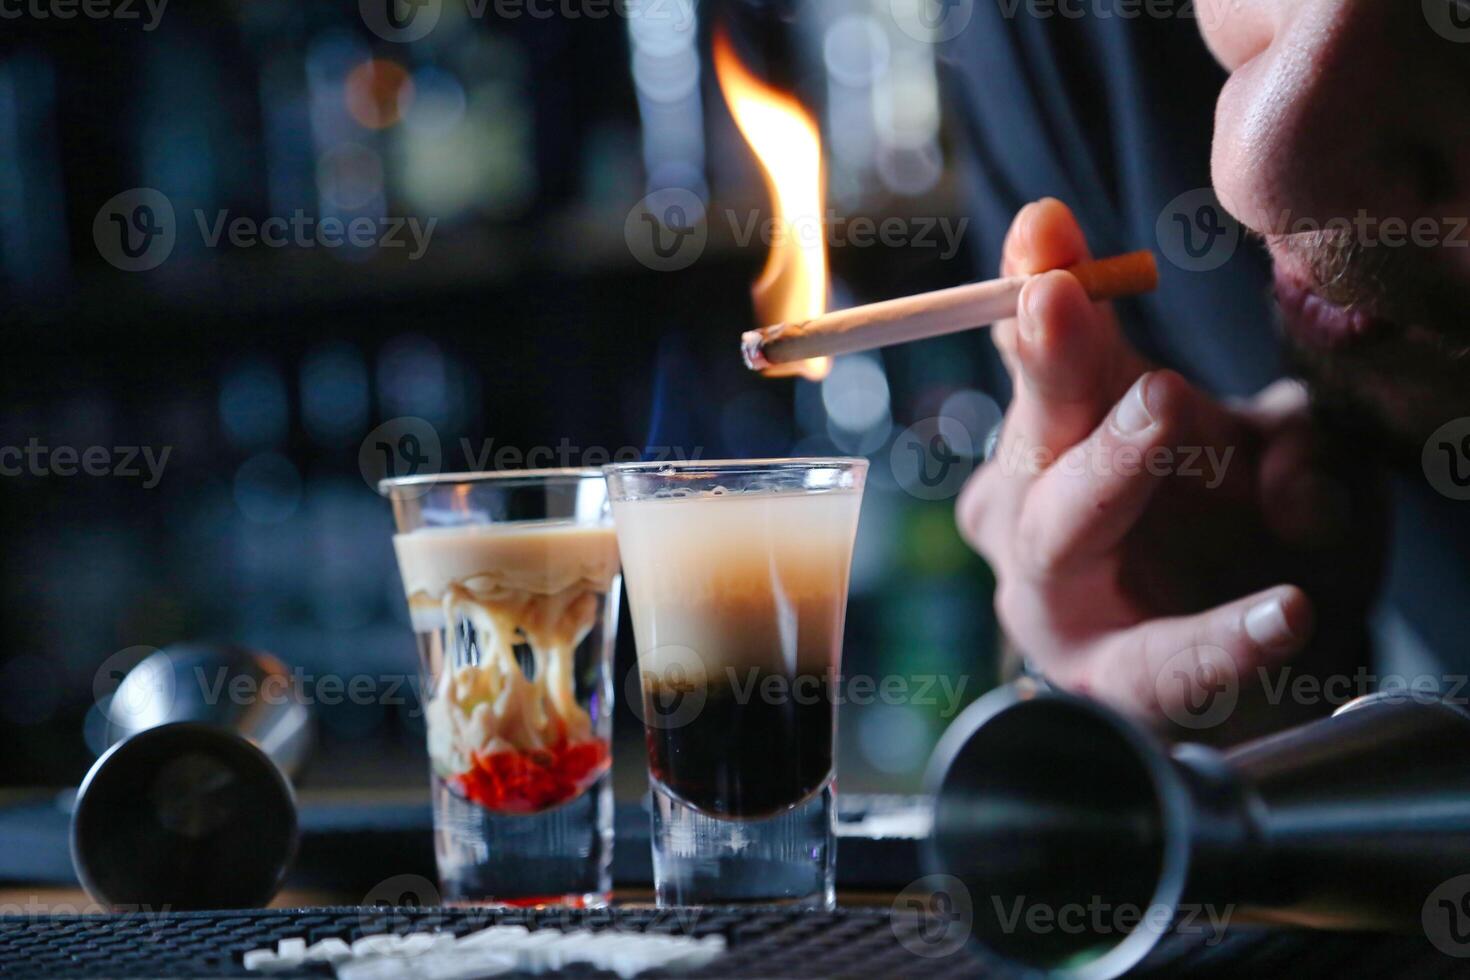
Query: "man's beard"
1286 338 1470 468
1267 228 1470 466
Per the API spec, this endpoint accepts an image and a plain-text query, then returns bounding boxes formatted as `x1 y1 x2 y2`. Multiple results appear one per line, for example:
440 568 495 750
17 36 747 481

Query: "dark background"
0 0 1000 795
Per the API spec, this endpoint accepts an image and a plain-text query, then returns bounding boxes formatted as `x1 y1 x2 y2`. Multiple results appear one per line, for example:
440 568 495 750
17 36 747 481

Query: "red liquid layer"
449 739 610 814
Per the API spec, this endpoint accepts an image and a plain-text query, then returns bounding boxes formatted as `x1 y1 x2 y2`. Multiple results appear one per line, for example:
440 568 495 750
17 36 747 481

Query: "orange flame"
713 30 830 381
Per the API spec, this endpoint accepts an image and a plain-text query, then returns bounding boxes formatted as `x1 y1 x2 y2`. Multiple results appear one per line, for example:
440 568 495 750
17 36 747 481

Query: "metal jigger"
72 644 310 910
924 685 1470 979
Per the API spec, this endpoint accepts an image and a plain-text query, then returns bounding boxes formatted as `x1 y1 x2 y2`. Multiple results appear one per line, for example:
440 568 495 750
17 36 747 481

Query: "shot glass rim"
376 467 606 496
602 456 868 478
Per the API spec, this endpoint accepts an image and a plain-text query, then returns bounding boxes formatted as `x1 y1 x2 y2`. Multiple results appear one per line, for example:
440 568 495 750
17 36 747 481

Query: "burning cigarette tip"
740 329 773 372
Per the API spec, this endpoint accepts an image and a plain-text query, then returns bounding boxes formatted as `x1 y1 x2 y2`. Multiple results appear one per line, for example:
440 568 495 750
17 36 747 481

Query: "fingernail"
1018 280 1042 345
1111 374 1156 435
1245 595 1298 652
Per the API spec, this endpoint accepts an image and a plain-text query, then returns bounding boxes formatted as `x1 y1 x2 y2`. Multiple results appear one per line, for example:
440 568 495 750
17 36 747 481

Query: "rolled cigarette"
742 250 1159 370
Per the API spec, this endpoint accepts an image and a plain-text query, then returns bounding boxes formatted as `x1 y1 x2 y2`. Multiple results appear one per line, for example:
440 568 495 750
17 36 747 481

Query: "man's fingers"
1014 370 1257 575
1079 585 1314 724
1011 271 1123 452
993 198 1094 375
955 463 999 559
1002 270 1146 460
970 196 1157 555
1014 372 1175 576
992 199 1152 462
956 279 1103 557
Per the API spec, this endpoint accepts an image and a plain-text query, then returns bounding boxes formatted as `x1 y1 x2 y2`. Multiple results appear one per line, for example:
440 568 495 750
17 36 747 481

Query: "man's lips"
1273 274 1389 351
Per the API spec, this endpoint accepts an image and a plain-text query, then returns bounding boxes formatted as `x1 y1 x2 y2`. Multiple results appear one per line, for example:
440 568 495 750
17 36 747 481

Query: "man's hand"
957 199 1386 742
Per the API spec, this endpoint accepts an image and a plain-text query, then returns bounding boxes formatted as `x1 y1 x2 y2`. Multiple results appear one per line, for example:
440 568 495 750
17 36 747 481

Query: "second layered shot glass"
605 458 867 909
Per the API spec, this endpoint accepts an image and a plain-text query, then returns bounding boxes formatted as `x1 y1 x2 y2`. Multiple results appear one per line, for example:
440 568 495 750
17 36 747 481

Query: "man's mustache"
1266 229 1401 310
1261 225 1470 354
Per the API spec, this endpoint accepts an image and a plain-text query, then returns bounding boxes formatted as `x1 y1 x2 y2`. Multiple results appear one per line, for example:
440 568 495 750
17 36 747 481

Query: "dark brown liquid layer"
643 671 833 819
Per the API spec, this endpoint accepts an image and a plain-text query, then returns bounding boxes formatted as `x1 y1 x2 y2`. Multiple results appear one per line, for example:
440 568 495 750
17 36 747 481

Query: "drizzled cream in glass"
393 522 620 814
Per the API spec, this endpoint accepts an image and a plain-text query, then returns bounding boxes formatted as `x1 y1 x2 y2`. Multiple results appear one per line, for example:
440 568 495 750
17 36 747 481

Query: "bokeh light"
345 59 414 130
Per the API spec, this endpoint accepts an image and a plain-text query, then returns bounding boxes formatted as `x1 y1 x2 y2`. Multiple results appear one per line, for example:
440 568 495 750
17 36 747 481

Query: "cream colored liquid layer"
611 489 862 682
392 522 620 776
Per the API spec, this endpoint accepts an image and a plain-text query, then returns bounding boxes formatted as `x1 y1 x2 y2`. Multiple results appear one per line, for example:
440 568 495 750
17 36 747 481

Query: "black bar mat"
0 906 1456 979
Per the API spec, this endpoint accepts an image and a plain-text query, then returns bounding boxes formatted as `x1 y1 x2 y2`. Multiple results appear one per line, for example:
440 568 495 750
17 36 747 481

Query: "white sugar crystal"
304 938 352 963
333 949 515 980
673 941 726 970
396 932 438 956
242 949 279 971
275 937 307 964
593 934 641 951
512 930 576 971
414 950 516 979
335 956 409 980
454 924 530 949
606 947 658 978
351 933 400 957
540 928 597 969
